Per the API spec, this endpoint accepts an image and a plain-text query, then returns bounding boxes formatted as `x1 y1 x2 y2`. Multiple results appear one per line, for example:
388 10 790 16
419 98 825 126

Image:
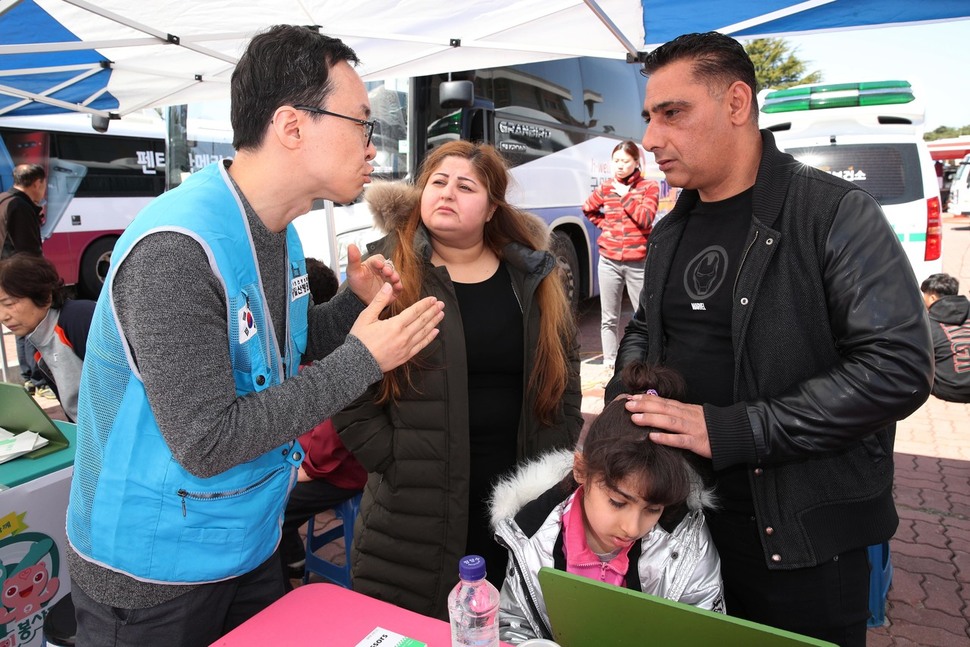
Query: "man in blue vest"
66 25 445 646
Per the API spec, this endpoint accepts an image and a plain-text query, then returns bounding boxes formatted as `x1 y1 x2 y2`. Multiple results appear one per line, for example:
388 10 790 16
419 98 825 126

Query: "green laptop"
0 381 70 460
538 567 837 647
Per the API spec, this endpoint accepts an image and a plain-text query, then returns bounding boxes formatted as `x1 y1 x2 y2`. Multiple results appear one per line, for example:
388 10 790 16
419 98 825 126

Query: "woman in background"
0 253 96 422
336 141 582 618
582 140 659 371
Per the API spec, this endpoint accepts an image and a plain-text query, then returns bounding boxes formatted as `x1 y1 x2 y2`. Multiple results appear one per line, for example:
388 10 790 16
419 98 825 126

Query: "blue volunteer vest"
67 162 309 583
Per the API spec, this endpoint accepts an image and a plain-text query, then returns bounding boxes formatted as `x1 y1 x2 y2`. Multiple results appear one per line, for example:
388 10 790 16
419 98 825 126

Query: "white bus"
0 111 234 297
295 57 676 306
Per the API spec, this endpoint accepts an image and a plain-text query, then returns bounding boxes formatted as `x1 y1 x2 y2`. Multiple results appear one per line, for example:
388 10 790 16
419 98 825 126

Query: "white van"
948 154 970 215
759 80 943 283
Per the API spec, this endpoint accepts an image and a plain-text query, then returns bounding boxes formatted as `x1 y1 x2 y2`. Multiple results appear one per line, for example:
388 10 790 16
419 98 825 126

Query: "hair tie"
646 389 658 396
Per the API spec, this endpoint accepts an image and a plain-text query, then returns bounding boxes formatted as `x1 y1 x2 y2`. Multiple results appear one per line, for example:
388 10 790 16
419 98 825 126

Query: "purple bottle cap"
458 554 487 581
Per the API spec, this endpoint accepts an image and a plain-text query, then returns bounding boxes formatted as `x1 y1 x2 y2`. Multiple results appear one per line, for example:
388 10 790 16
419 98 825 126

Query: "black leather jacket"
608 131 933 568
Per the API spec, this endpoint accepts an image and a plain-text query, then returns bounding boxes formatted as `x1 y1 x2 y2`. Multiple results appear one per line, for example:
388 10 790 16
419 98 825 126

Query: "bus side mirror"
440 81 474 110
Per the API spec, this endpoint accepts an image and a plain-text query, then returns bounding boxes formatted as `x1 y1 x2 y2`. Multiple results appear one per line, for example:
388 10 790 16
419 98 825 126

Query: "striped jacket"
582 169 659 262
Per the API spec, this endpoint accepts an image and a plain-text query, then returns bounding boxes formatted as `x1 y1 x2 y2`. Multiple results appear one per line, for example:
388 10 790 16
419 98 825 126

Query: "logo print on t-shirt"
683 245 729 303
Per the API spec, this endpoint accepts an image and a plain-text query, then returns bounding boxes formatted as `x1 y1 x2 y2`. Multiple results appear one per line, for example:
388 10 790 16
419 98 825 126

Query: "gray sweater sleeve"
114 231 382 478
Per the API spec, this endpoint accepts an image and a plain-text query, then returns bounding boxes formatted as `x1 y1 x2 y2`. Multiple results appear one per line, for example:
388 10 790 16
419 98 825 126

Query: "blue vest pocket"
170 464 291 580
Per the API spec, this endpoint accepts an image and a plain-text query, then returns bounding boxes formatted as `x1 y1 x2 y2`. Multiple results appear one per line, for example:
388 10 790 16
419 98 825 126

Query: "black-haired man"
607 31 933 646
67 25 444 645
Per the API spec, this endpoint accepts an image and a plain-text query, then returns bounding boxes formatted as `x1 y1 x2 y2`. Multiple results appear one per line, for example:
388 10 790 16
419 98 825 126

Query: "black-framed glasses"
294 105 375 147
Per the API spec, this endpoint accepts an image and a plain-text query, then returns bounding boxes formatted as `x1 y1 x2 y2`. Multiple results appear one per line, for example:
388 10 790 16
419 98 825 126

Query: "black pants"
278 478 361 586
72 552 285 647
707 510 870 647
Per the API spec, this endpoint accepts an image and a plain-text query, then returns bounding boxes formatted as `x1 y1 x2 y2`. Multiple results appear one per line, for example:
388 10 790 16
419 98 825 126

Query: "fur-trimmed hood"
489 449 716 531
364 180 552 250
364 180 421 235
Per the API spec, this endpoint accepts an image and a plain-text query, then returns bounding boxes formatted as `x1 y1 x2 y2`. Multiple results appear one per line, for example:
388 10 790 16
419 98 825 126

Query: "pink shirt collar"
562 487 631 586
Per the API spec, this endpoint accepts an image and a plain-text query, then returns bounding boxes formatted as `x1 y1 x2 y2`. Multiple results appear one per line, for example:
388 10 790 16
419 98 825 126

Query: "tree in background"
925 125 970 141
745 38 822 93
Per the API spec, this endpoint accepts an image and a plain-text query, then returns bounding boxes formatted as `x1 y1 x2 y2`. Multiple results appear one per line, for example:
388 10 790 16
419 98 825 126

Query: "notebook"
538 567 837 647
0 382 70 460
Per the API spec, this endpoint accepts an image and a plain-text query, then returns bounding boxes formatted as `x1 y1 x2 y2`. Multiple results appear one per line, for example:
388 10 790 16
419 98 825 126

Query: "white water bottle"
448 554 501 647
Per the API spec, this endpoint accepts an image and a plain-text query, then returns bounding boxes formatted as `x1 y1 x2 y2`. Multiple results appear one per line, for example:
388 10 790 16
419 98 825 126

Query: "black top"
0 188 43 258
662 188 752 407
453 261 524 584
662 188 753 511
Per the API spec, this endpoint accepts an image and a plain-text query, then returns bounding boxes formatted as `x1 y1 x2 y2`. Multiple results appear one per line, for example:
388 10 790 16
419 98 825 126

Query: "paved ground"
3 215 968 646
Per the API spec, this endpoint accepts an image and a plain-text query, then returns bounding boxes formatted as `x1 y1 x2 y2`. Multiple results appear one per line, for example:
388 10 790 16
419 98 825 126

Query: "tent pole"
582 0 640 58
165 105 189 191
325 200 340 276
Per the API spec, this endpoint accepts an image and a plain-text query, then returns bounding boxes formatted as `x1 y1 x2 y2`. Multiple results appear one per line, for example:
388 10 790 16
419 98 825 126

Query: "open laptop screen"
538 567 836 647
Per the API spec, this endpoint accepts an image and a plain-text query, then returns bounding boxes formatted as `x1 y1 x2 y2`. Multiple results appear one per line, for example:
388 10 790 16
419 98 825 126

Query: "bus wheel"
551 231 580 312
78 237 117 299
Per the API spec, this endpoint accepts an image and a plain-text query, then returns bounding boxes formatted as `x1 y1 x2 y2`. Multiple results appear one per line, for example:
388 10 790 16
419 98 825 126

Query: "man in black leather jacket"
606 33 933 646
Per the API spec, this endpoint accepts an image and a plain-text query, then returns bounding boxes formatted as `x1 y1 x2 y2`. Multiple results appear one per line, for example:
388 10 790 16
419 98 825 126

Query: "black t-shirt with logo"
663 188 752 406
662 188 754 510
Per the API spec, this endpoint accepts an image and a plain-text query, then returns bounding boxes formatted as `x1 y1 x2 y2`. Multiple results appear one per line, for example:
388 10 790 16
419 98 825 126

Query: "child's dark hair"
575 363 692 508
305 257 339 305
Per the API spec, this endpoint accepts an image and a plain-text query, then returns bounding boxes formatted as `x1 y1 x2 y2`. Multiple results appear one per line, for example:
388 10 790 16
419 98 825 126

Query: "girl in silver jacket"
490 363 724 644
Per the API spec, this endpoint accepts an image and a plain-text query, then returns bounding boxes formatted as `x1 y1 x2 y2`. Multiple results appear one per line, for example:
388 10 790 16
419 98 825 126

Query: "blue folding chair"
302 492 361 588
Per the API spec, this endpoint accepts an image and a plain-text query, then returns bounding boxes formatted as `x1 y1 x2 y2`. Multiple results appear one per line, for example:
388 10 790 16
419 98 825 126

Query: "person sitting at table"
0 253 95 422
279 258 368 587
490 362 723 644
335 141 583 619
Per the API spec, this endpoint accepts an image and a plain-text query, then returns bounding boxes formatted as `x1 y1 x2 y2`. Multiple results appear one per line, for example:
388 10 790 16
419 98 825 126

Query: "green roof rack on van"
762 80 915 114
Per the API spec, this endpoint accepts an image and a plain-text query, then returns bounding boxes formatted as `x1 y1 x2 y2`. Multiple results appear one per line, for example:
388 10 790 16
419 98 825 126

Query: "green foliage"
924 125 970 141
745 38 823 93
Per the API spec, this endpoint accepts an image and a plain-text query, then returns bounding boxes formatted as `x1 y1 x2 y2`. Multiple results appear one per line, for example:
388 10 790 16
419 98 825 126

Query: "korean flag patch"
238 302 257 343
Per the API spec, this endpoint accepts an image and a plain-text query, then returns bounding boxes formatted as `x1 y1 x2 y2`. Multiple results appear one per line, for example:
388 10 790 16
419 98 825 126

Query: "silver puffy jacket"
490 450 724 644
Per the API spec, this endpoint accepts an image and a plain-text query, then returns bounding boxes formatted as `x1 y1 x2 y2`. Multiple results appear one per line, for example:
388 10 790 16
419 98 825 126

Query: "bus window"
480 58 586 129
52 131 166 198
785 143 924 205
579 58 646 137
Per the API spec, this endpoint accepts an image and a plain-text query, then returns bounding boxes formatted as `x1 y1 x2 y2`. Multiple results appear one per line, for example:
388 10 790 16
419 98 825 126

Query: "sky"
780 20 970 132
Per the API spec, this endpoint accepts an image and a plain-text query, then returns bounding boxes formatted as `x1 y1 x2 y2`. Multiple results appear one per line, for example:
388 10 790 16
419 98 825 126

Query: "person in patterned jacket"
582 140 659 369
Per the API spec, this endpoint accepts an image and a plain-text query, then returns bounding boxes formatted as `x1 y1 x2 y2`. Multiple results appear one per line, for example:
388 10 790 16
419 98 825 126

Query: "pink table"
211 583 513 646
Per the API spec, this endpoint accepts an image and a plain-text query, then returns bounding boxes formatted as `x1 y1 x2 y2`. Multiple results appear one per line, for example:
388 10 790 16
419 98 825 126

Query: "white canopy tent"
3 0 969 118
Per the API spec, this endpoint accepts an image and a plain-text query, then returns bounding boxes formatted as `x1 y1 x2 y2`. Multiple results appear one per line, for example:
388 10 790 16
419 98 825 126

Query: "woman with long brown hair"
335 141 582 618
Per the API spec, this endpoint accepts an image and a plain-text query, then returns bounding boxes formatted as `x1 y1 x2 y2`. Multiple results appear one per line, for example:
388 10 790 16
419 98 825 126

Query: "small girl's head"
611 140 641 181
572 363 692 553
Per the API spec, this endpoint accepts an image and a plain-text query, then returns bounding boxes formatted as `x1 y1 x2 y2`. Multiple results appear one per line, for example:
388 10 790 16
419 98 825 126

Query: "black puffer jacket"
335 183 583 618
608 130 933 569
